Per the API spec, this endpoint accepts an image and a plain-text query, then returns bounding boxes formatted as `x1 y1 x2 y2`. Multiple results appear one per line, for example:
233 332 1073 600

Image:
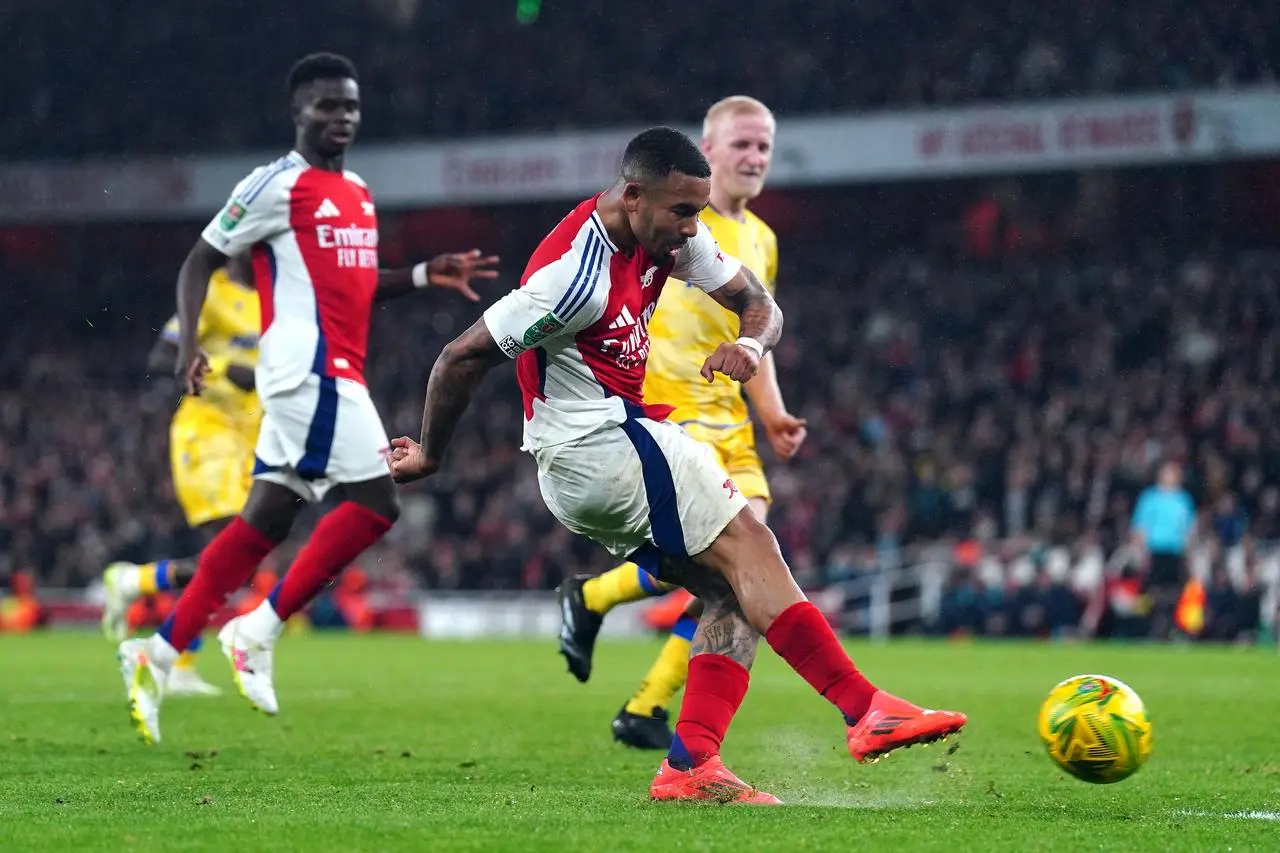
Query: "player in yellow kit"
555 96 808 747
101 255 260 696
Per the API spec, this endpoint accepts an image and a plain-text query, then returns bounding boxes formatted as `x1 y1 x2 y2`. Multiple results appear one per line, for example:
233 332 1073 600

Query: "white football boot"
218 615 280 715
117 636 176 745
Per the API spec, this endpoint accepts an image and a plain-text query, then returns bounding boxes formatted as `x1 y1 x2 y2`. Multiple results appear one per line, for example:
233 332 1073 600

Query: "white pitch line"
1175 809 1280 821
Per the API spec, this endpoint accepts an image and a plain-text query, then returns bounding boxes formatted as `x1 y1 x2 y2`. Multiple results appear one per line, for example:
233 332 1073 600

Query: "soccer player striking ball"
556 97 807 750
388 127 967 803
116 52 499 744
101 254 258 698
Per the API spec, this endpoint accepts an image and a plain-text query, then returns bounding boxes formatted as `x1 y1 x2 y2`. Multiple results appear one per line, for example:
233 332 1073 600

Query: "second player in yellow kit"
100 258 259 696
556 97 809 749
165 267 262 526
644 203 778 503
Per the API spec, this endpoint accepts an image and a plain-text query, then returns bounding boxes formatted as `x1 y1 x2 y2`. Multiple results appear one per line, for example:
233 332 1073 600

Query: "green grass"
1 633 1278 852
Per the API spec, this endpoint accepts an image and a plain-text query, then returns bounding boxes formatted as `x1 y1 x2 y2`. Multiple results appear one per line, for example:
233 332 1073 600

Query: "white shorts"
253 374 390 502
532 414 749 562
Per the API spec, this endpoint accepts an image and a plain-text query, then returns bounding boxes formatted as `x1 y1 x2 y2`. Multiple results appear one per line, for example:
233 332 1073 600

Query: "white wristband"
411 262 429 288
734 336 764 358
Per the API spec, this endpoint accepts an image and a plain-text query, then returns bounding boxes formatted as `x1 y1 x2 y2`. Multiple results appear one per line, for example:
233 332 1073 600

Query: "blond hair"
702 95 775 141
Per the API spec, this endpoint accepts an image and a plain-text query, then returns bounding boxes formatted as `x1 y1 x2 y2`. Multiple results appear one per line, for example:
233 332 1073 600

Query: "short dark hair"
287 53 359 95
620 127 711 184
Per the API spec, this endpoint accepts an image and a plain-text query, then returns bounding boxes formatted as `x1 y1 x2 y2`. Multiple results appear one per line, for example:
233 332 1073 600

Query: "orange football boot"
649 756 782 805
846 689 968 763
642 588 696 631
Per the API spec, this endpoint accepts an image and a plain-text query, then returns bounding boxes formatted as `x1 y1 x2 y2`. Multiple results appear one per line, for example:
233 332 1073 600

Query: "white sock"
144 634 180 672
238 600 284 643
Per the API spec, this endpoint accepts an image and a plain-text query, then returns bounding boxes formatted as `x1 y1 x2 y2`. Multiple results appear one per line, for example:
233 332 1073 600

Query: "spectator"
1211 492 1249 548
1011 565 1081 639
1204 560 1239 641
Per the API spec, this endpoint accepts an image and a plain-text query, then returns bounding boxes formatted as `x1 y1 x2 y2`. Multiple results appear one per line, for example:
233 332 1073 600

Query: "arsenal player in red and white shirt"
389 127 967 804
118 53 498 745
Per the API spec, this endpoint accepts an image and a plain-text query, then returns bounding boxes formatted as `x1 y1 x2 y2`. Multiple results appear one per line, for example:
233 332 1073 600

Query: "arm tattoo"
710 267 782 350
420 319 507 461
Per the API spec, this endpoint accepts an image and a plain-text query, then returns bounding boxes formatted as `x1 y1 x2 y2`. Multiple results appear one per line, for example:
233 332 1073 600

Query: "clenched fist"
700 341 761 384
387 436 439 483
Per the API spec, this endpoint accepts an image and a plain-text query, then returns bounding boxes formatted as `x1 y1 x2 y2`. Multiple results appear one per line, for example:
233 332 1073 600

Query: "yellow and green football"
1037 674 1152 784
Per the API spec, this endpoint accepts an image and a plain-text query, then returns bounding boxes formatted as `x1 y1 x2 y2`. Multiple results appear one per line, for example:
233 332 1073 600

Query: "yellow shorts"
677 419 770 504
170 419 255 528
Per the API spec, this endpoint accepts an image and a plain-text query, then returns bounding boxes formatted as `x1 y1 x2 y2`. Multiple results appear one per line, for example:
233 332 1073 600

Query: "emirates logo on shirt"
317 223 379 269
599 302 657 369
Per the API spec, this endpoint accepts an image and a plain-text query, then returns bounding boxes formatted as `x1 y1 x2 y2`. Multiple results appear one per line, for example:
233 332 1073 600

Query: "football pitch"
2 633 1277 852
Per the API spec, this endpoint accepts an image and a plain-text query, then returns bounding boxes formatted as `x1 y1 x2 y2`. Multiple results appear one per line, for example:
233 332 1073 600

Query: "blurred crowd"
915 534 1274 643
6 0 1279 159
776 238 1280 641
2 200 1279 641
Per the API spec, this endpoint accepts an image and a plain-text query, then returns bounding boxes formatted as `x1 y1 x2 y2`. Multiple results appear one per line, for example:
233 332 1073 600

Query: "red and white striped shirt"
201 151 379 396
482 196 741 450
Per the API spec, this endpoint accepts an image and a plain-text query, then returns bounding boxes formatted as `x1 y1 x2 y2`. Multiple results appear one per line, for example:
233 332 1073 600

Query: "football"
1037 674 1153 784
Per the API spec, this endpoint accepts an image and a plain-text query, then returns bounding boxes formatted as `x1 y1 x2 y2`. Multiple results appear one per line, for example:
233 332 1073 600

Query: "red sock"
764 601 878 724
668 654 750 769
158 517 277 651
267 502 393 620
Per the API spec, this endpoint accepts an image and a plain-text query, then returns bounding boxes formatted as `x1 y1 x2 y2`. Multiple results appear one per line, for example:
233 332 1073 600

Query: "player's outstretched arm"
387 318 509 484
700 266 784 384
176 239 229 395
375 250 500 303
745 352 808 461
421 318 510 458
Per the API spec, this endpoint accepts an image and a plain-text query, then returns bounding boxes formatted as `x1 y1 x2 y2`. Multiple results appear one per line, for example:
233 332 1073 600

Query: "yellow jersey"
645 205 778 427
163 268 262 436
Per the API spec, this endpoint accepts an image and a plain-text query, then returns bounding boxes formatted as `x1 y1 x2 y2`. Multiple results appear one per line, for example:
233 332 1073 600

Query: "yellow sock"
176 651 198 670
136 560 177 596
582 563 676 615
625 614 697 716
136 562 160 596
